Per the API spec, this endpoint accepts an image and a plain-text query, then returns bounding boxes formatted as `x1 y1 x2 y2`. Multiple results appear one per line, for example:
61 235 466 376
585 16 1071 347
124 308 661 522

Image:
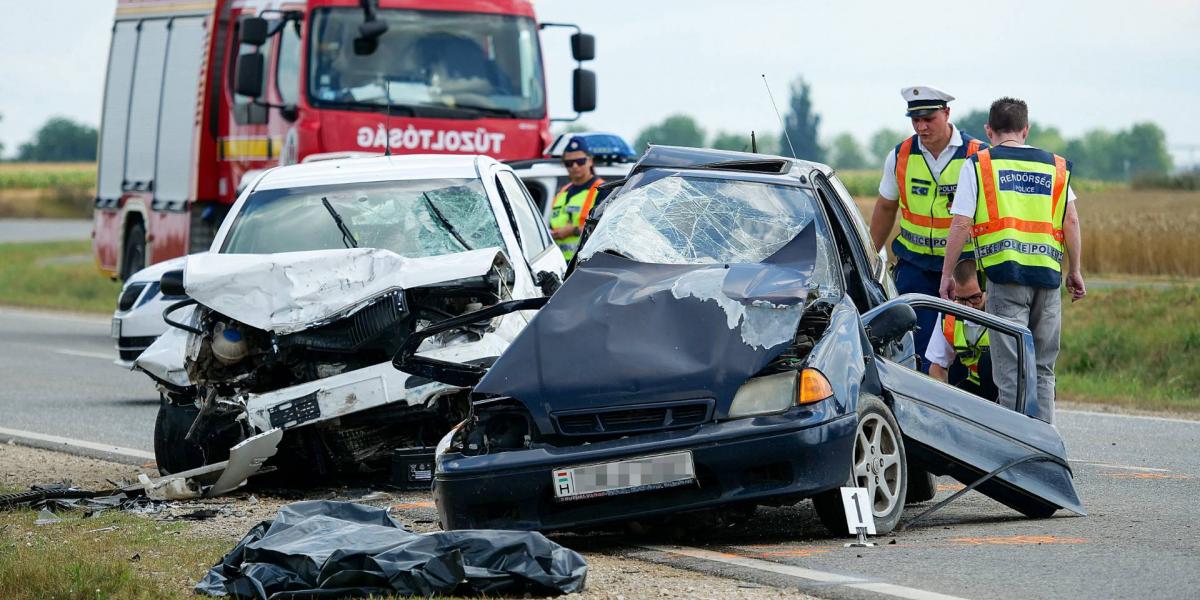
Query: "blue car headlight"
728 369 833 419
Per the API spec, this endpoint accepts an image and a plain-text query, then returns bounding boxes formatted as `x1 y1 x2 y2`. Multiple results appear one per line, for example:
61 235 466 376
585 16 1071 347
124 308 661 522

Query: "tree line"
627 78 1178 182
5 94 1181 183
0 114 98 162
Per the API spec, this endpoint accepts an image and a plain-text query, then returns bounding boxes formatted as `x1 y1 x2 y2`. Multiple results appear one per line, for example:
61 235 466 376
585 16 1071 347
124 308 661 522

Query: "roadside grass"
0 163 95 219
0 509 228 600
0 507 516 600
0 241 119 314
1057 284 1200 412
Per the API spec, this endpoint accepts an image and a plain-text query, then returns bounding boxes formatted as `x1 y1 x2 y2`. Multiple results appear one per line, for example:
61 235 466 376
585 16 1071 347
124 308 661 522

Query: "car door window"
873 297 1027 412
828 173 882 277
497 171 552 259
814 173 887 311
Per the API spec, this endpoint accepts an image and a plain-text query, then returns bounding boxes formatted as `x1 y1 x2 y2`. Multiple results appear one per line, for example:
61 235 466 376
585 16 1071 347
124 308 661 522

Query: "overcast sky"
2 0 1197 165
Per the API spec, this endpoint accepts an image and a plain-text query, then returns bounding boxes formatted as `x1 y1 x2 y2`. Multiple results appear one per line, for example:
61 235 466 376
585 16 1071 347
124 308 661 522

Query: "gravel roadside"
0 442 813 599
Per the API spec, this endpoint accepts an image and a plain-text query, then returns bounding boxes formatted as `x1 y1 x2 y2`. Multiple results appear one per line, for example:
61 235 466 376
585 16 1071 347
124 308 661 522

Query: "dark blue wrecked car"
395 146 1084 535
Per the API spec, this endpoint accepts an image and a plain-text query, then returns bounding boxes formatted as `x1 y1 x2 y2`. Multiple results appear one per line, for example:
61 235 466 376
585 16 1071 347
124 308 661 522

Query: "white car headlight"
727 369 834 419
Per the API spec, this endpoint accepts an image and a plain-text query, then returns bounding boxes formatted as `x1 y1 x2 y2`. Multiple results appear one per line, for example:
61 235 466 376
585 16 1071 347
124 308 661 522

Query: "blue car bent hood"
475 225 818 435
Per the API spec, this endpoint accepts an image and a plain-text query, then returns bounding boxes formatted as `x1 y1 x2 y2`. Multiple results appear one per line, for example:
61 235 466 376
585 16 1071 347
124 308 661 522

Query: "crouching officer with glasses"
549 137 605 261
941 97 1086 420
926 259 997 401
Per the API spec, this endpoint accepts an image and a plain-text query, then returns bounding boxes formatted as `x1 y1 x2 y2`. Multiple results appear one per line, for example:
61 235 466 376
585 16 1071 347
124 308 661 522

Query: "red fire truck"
93 0 597 279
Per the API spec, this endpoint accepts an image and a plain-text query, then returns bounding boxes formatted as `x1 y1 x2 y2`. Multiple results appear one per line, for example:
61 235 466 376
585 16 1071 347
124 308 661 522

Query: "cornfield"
835 168 1126 198
853 190 1200 278
0 162 95 189
0 163 95 218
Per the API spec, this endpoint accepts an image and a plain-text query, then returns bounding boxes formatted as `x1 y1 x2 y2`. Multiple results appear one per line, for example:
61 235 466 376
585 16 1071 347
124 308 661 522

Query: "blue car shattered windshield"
581 173 834 271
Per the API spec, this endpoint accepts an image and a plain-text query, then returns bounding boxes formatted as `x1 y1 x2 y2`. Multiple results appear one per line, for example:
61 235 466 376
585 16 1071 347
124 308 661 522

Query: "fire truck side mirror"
240 17 269 46
572 69 596 113
353 20 389 56
236 54 265 98
570 33 595 61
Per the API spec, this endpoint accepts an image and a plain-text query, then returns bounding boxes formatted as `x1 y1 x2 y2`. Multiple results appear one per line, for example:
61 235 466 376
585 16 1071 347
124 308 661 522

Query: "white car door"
493 169 568 294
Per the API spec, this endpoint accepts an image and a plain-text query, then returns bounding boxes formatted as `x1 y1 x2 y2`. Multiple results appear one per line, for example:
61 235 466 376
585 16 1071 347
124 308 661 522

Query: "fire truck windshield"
309 8 546 119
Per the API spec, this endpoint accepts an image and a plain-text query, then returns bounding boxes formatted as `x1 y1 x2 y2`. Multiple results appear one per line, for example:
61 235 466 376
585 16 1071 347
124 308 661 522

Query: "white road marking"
1059 409 1199 426
0 307 109 325
54 348 114 360
0 426 154 461
1069 460 1171 473
642 545 968 600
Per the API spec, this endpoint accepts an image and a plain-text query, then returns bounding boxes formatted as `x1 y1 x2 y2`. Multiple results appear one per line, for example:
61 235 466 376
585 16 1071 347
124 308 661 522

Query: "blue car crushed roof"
395 145 1085 535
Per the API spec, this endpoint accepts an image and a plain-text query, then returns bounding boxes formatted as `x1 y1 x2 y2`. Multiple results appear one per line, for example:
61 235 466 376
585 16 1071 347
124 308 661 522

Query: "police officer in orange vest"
549 137 604 261
940 97 1086 419
870 86 987 372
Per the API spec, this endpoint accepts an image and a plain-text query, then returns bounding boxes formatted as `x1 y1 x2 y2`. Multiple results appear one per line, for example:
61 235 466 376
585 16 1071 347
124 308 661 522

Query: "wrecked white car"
135 155 566 487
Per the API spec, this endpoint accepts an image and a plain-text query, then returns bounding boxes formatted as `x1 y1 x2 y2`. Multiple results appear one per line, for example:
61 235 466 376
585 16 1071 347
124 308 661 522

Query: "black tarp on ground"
195 500 587 599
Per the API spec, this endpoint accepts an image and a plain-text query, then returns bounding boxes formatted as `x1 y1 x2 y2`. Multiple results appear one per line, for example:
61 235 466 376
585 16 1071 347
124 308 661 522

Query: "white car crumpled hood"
184 247 506 335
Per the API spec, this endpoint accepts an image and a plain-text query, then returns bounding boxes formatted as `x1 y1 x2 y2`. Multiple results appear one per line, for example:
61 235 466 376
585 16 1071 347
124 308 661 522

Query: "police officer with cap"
549 137 605 261
869 86 987 372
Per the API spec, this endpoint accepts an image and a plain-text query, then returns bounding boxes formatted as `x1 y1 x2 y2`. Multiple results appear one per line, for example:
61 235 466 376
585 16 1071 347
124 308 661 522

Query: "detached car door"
864 294 1085 518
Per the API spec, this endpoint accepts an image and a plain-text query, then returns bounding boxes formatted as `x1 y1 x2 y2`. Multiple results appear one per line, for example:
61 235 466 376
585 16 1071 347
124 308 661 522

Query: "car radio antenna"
383 77 393 157
751 130 758 153
762 74 796 158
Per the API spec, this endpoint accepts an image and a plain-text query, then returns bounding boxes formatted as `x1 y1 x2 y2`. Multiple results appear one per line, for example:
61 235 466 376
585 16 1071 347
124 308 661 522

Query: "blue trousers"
894 260 942 373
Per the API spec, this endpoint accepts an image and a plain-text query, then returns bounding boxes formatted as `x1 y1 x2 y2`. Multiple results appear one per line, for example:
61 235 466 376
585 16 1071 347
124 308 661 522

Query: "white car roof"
253 154 499 191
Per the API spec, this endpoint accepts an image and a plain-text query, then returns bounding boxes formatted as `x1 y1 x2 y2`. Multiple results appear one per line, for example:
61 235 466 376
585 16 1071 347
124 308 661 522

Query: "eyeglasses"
955 292 984 304
562 158 588 167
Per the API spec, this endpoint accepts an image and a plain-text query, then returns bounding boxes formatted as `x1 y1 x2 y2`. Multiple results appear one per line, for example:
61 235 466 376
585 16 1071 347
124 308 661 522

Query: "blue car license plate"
552 451 696 502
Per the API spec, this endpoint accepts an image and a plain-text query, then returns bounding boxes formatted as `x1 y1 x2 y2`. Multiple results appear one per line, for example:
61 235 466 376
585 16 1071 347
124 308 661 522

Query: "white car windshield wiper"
422 192 472 251
321 197 359 249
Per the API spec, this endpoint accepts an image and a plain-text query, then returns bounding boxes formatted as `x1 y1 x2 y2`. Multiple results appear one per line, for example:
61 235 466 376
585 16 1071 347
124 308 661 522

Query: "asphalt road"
0 308 159 460
0 219 93 243
604 409 1200 600
0 309 1197 599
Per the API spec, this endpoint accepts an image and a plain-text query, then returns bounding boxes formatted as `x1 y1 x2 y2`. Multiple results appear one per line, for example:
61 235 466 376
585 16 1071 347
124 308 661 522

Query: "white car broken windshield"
581 174 822 265
221 178 504 257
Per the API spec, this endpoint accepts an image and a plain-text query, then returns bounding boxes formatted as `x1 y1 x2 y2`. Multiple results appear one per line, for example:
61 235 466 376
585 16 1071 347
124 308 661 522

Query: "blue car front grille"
552 399 714 436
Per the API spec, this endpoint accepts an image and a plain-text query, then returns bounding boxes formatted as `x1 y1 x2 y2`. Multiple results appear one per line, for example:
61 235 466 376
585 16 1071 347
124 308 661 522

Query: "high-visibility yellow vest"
892 134 986 269
943 313 990 385
549 177 603 261
969 146 1071 288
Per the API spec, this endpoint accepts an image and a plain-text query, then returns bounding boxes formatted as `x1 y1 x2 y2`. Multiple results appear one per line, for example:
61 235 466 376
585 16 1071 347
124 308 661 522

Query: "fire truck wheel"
121 222 147 280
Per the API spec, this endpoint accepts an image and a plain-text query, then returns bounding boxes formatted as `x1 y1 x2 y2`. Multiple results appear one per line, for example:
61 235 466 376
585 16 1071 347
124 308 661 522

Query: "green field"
0 241 119 313
0 162 95 189
1057 284 1200 412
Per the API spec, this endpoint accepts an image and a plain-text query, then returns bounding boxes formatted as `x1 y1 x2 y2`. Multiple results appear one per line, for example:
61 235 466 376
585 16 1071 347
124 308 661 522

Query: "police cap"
564 136 591 155
902 86 955 117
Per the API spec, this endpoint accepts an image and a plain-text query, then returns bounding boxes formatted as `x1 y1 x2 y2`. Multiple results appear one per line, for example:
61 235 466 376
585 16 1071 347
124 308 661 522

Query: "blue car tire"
812 394 908 535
